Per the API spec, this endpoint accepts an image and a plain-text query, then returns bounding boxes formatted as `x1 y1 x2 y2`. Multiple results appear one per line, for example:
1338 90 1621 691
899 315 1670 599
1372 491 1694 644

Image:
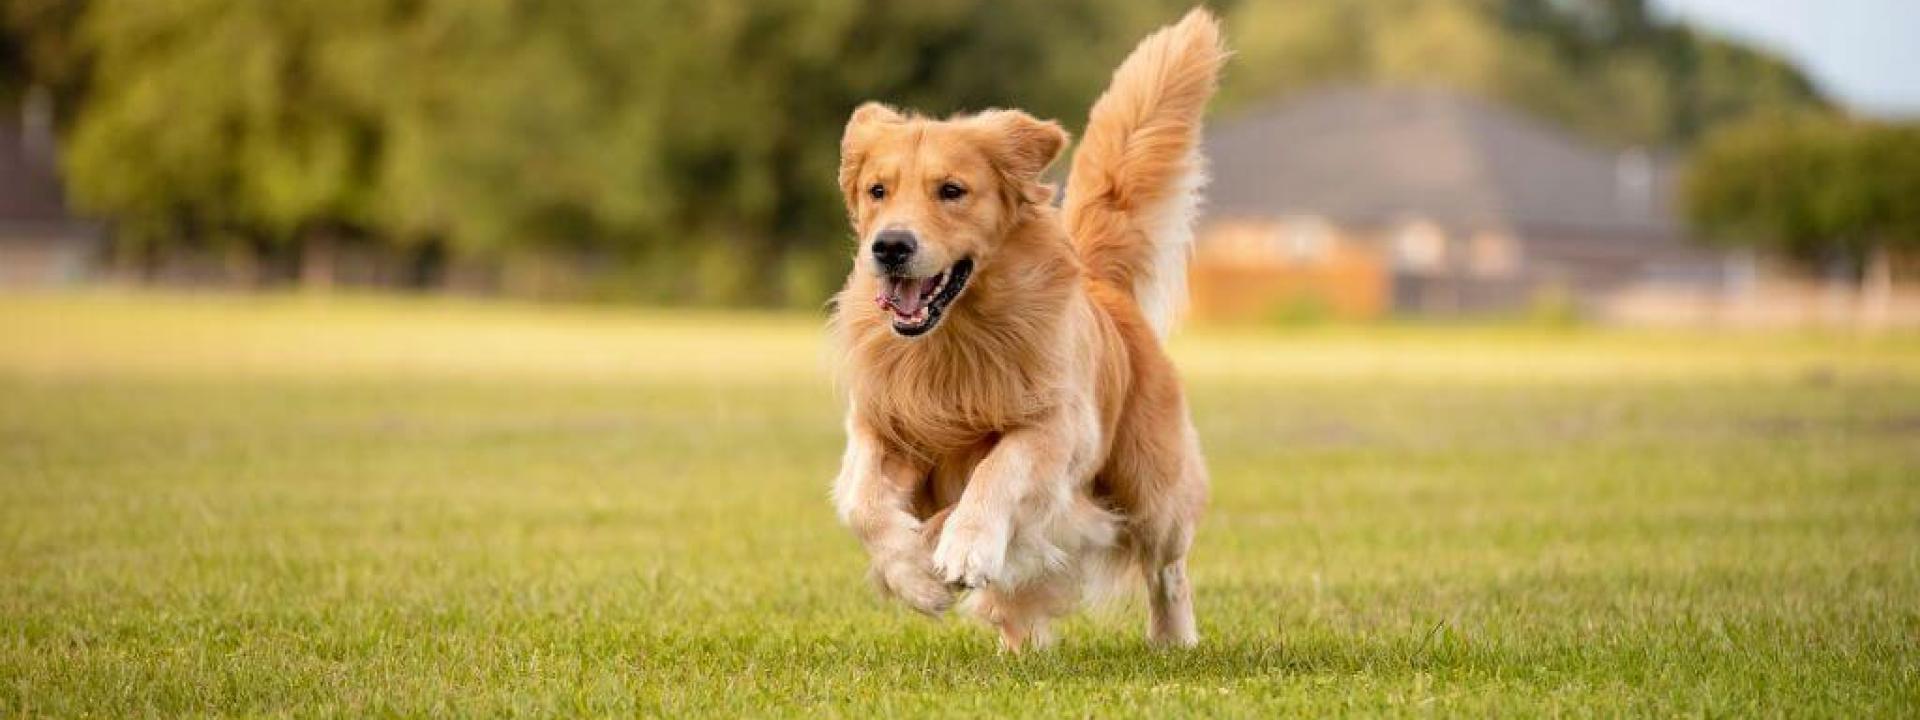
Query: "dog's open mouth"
875 257 974 337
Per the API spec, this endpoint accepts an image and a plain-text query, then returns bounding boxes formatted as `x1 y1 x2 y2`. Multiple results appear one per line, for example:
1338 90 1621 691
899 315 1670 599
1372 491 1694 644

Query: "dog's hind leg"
1140 445 1203 648
1145 555 1197 648
1111 411 1207 648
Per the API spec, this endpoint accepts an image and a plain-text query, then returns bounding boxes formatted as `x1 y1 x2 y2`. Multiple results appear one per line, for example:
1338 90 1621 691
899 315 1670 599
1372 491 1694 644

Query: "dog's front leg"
832 413 953 615
932 409 1090 590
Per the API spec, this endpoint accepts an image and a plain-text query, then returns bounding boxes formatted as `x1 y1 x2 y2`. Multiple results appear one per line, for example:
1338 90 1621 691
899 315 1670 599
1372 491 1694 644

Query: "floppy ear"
839 102 904 217
972 109 1070 205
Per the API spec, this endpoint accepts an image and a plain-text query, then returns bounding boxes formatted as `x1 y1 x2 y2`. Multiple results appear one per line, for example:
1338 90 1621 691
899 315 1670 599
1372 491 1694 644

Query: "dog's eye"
938 182 967 201
868 183 887 201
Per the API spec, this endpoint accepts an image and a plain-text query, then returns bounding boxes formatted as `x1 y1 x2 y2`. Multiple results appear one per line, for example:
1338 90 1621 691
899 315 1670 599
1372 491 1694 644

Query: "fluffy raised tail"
1065 8 1226 338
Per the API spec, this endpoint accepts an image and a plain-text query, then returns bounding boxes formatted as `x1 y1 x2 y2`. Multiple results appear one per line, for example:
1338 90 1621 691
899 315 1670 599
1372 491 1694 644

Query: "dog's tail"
1064 8 1226 339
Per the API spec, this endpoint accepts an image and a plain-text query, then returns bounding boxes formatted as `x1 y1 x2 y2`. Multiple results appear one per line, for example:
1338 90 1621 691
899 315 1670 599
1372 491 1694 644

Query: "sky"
1651 0 1920 118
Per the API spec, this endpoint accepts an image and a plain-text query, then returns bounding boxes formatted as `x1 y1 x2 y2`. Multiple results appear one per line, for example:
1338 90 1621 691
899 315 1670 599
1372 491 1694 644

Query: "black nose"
871 230 917 269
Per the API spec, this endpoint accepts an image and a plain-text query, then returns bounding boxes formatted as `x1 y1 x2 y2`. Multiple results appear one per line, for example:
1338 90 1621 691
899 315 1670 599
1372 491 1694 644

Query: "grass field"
3 293 1917 717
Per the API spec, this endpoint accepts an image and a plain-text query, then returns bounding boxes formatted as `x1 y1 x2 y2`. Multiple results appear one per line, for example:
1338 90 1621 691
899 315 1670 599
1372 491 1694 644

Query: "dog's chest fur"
853 328 1061 456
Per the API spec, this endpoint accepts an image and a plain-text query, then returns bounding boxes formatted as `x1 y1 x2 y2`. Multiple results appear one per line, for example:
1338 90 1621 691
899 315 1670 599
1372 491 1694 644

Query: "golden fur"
829 9 1225 650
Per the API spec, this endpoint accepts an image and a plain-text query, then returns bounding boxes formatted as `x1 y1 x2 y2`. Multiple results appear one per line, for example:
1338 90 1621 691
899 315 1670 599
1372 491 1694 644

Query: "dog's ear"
840 102 905 217
972 109 1069 205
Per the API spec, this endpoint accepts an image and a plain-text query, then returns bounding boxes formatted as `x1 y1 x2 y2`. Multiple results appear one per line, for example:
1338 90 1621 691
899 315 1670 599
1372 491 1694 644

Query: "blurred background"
1 0 1914 328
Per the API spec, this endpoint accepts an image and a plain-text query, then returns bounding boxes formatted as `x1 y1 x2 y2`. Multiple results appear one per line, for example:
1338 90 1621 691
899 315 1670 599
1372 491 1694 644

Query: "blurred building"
1193 86 1731 323
0 92 101 288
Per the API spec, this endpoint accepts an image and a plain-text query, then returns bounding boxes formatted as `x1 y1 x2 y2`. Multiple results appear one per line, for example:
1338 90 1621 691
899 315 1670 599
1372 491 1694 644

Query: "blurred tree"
49 0 1193 301
1684 114 1920 320
0 0 1837 304
1 0 90 116
1221 0 1826 147
63 0 395 280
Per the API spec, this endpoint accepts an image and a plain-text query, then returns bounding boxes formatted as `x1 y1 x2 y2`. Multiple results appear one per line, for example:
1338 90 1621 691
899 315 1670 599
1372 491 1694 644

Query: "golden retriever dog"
829 9 1225 651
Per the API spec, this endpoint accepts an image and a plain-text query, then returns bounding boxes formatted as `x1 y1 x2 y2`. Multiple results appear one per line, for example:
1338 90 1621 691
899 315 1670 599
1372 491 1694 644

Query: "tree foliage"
1224 0 1826 147
1 0 1834 303
35 0 1201 301
1683 114 1920 268
1 0 89 111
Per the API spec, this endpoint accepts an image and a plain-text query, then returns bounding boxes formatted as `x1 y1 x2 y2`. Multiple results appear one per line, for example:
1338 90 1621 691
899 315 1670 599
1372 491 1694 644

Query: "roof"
1202 86 1680 238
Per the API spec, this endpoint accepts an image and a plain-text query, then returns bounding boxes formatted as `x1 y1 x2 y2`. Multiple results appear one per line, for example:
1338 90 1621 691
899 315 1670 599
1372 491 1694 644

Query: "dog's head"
838 103 1068 337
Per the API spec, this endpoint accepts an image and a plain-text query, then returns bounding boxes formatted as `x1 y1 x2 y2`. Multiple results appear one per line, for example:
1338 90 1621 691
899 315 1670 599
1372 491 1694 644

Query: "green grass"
3 292 1917 717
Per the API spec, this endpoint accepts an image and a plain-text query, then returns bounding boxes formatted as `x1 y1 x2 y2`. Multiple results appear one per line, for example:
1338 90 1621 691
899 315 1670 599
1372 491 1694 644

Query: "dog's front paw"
875 553 954 615
931 514 1010 589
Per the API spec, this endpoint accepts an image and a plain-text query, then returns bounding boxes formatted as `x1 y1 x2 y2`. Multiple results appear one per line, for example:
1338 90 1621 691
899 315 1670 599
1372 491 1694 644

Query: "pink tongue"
885 276 937 315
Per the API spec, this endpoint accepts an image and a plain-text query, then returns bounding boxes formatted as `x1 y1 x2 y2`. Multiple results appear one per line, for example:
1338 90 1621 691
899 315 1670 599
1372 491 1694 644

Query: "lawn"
3 293 1917 717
